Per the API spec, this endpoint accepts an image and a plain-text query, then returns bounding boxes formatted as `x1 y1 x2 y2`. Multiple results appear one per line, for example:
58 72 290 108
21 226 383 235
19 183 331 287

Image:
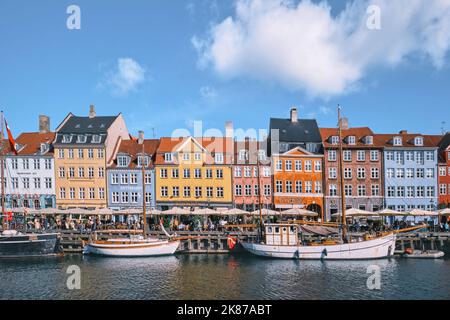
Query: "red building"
321 121 384 220
438 133 450 207
233 140 272 211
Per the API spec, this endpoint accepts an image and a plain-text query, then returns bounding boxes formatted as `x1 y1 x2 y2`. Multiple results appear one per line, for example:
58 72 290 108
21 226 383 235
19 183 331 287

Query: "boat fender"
321 248 328 260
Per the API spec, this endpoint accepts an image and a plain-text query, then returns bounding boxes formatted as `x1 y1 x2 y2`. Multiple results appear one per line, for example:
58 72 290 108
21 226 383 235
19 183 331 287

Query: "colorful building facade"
233 140 272 211
155 136 233 209
107 135 159 210
53 106 129 209
438 133 450 207
321 125 384 220
378 132 440 212
272 147 324 217
2 129 56 210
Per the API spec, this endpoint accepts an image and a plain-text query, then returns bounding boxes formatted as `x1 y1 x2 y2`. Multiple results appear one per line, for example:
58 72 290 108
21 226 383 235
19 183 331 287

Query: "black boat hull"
0 233 62 258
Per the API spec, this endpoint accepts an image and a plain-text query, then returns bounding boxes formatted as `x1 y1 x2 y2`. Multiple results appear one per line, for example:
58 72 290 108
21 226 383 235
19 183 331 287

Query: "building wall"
272 149 324 218
155 141 233 208
104 114 130 162
438 148 450 206
323 148 384 220
3 155 56 209
54 146 107 209
232 164 272 211
384 148 439 211
107 168 156 210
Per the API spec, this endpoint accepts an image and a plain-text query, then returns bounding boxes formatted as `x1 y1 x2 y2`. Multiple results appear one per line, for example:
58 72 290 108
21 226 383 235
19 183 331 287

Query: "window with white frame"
328 150 337 161
23 159 29 170
439 167 447 176
44 159 51 170
371 167 379 179
344 168 352 179
160 169 168 178
121 192 128 203
34 178 41 189
357 185 366 196
130 173 138 184
414 137 423 146
195 186 202 198
440 184 447 195
118 156 128 167
69 188 75 199
329 167 337 179
79 188 85 200
343 150 352 161
68 167 75 178
98 167 104 178
172 186 179 197
60 187 66 199
393 136 402 146
206 169 212 179
164 153 173 163
264 184 271 196
145 173 151 184
406 186 414 197
194 168 202 179
365 136 373 145
238 150 248 161
131 192 138 203
245 184 252 196
295 180 302 193
78 167 85 178
285 160 292 171
263 167 271 177
89 188 95 199
99 188 105 199
397 186 405 197
406 168 414 178
275 180 282 193
329 184 337 196
305 160 312 171
194 153 201 161
387 186 395 197
276 160 282 171
386 151 394 161
98 149 104 158
206 187 213 198
416 186 424 197
88 167 94 179
357 150 365 161
344 185 352 196
183 168 190 179
111 173 119 184
285 181 292 193
331 136 339 145
315 181 322 194
305 181 312 193
59 167 65 178
426 186 435 197
425 151 434 161
160 186 168 197
120 174 128 184
216 187 224 198
244 166 251 177
295 160 302 171
216 169 223 179
396 168 404 179
33 159 40 170
357 167 366 179
183 152 190 161
348 136 356 145
405 151 414 161
172 168 179 178
416 168 424 178
234 167 242 177
68 149 74 159
215 153 224 164
371 184 380 196
235 184 242 196
78 149 84 159
416 151 424 164
395 151 403 164
111 192 119 203
58 149 64 159
426 168 434 178
314 161 321 172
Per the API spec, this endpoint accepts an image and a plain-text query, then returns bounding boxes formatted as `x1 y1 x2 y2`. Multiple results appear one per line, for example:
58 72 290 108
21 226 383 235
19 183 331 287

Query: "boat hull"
83 240 180 257
0 233 61 258
242 233 396 260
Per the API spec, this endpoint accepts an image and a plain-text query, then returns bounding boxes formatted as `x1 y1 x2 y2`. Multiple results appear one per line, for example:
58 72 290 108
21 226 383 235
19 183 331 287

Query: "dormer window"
194 153 201 161
238 150 248 161
365 136 373 145
40 143 49 154
215 153 224 164
138 155 150 167
347 136 356 145
62 134 72 143
414 136 423 146
117 156 129 167
164 153 173 163
331 136 339 145
393 136 402 146
77 135 87 143
258 150 266 161
92 135 101 143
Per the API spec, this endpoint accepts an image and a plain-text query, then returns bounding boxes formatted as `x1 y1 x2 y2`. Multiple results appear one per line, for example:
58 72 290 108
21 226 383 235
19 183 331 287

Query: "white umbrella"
221 208 248 216
192 208 218 215
332 208 375 217
438 208 450 216
409 209 438 217
148 209 162 215
163 207 192 215
282 208 318 217
251 208 279 216
375 208 407 216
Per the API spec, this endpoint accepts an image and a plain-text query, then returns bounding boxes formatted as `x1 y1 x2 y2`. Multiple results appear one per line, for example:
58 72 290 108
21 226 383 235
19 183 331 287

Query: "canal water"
1 254 449 300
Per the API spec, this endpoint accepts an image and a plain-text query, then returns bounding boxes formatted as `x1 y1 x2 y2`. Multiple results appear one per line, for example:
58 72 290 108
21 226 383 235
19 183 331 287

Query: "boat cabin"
264 224 299 246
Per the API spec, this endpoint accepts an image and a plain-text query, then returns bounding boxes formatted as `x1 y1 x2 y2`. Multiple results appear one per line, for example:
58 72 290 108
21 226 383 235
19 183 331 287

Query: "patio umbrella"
332 208 376 217
438 208 450 216
375 208 407 216
163 207 192 215
192 208 218 215
251 208 279 216
96 207 113 215
282 208 318 217
408 209 438 217
222 208 248 216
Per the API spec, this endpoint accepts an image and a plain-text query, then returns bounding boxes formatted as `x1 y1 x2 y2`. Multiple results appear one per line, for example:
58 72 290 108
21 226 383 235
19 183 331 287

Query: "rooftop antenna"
441 121 446 135
151 127 155 138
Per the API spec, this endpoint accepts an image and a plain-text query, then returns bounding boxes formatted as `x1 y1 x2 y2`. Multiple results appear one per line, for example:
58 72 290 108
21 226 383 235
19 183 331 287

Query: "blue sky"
1 0 449 139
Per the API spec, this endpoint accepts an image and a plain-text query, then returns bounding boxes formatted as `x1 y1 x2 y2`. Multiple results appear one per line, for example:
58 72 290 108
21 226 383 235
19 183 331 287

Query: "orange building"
272 147 324 219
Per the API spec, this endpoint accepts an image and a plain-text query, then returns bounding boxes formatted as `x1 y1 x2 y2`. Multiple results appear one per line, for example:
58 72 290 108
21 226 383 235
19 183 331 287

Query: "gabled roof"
15 132 55 155
269 118 322 143
375 133 442 148
438 132 450 162
109 139 160 169
320 127 379 148
57 114 118 134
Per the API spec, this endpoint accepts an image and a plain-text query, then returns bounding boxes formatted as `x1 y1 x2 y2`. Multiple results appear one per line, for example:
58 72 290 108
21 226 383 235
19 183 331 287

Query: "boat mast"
337 105 347 240
141 135 147 238
257 146 264 239
0 111 4 225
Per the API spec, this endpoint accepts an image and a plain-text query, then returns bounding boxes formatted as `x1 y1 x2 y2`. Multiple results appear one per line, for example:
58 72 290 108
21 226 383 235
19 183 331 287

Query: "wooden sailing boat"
83 132 179 257
241 105 403 260
0 111 62 258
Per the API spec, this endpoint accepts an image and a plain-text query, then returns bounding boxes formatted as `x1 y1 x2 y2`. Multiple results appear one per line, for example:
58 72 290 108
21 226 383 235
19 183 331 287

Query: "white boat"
403 250 445 259
242 224 396 260
83 234 180 257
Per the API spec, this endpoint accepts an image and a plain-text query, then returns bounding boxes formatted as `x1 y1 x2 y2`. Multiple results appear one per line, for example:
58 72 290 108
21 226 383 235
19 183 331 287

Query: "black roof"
269 118 322 143
58 116 117 134
438 132 450 161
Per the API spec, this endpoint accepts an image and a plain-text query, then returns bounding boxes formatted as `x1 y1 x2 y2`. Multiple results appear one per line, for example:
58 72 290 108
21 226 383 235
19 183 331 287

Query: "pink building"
232 140 272 211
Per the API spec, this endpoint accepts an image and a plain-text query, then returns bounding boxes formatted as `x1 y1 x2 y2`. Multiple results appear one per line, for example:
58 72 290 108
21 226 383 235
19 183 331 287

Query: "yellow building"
155 136 233 209
53 106 129 209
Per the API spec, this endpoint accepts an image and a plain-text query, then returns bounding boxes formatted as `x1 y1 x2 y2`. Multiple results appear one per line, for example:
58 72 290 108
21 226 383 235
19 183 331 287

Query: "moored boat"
0 229 62 258
403 249 445 259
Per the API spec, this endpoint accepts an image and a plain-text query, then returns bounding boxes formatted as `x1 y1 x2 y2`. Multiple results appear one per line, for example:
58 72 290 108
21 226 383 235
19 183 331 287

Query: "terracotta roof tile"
320 127 380 148
374 133 442 148
15 132 55 155
110 139 160 169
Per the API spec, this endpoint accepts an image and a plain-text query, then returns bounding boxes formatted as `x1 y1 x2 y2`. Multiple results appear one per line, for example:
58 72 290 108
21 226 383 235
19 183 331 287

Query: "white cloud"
193 0 450 98
199 86 218 100
103 58 146 96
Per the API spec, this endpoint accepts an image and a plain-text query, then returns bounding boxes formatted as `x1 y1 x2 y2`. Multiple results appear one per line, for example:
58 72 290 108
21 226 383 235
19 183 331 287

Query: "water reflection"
0 254 449 300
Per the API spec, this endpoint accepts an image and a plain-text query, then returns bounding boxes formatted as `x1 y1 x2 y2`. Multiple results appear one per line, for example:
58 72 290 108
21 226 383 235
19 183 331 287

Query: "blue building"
379 132 440 212
107 135 159 211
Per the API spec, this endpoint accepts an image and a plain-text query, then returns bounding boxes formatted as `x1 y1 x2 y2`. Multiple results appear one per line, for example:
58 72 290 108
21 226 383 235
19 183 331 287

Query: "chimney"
138 131 144 144
89 105 96 118
399 130 407 134
290 107 298 123
39 115 50 134
339 117 349 130
225 121 233 138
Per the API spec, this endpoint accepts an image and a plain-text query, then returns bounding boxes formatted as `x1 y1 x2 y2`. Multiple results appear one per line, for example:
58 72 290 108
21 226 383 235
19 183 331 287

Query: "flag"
227 235 237 250
6 211 13 222
4 117 18 155
129 134 138 142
